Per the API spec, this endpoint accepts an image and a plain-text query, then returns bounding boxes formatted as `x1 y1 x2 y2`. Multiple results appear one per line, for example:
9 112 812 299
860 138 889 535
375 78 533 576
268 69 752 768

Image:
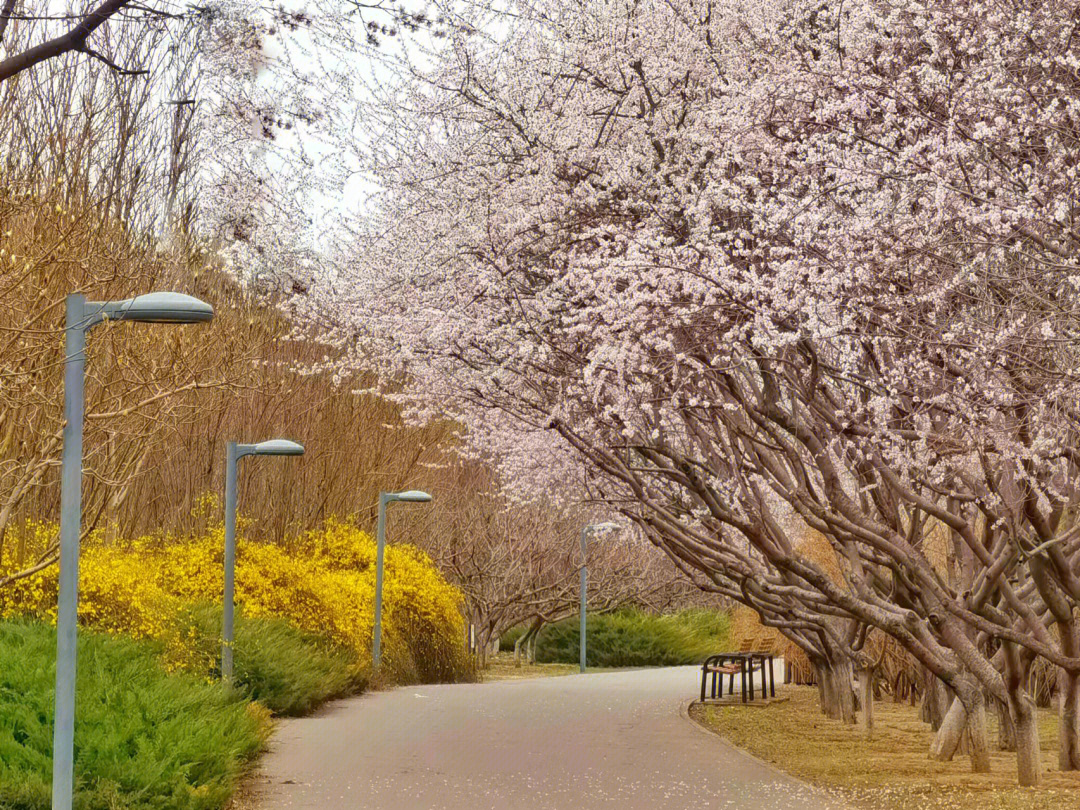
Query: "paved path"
253 667 840 810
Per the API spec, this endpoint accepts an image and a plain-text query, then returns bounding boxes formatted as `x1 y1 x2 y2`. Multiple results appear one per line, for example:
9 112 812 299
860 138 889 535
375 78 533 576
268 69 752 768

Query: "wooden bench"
700 652 777 703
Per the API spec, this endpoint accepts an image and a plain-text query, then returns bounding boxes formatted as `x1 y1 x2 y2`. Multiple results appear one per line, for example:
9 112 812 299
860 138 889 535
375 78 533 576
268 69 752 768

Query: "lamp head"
95 292 214 325
250 439 305 456
389 490 432 503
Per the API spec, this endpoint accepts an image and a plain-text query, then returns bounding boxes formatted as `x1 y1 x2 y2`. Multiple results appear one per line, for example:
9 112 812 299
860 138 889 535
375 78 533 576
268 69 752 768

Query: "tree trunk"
1006 689 1041 787
1002 643 1041 786
996 698 1017 751
514 631 529 668
920 672 950 730
527 623 542 664
966 692 991 774
930 697 967 762
861 665 875 738
818 657 857 724
1060 668 1080 770
929 683 990 773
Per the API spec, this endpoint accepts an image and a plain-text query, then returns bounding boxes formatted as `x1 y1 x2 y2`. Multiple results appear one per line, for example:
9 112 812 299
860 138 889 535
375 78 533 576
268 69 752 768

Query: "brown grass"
690 686 1080 810
480 652 578 682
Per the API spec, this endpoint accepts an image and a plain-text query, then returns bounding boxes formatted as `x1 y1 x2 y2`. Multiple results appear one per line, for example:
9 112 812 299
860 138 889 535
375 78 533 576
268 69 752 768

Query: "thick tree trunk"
996 698 1017 751
1005 689 1041 787
920 671 950 730
966 692 991 773
1002 643 1041 786
818 657 857 724
1060 668 1080 770
929 682 990 772
861 665 875 738
930 697 967 762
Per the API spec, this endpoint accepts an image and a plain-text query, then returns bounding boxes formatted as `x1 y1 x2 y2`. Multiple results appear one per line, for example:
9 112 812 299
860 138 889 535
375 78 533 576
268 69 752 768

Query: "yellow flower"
0 517 466 684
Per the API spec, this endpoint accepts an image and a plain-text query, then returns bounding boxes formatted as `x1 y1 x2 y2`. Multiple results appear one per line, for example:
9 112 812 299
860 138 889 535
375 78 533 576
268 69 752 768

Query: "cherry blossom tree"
304 0 1080 786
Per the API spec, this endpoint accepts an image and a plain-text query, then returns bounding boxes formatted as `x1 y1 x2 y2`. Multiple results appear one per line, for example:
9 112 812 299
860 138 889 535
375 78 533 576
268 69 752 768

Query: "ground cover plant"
0 518 471 809
503 609 730 668
167 605 363 716
0 621 269 810
0 517 470 685
691 687 1080 810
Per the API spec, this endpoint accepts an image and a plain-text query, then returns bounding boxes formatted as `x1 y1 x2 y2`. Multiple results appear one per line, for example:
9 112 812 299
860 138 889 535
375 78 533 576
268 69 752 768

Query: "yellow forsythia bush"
0 517 466 684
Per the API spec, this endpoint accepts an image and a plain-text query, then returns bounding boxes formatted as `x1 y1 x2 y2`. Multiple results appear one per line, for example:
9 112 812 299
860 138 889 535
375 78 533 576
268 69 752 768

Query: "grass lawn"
479 652 578 681
691 686 1080 810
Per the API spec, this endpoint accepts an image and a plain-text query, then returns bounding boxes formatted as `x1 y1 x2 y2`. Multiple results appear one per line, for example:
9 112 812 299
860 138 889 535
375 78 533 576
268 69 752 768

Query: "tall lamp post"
579 521 622 673
54 292 213 810
372 490 432 669
222 439 305 682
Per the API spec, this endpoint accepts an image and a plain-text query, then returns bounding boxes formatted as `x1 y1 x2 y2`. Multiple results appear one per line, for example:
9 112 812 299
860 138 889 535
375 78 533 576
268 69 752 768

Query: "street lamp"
54 292 213 810
372 490 432 669
579 521 622 673
221 439 305 682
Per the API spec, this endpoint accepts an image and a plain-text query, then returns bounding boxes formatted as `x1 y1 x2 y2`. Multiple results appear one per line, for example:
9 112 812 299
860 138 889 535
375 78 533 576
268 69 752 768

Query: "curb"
679 698 854 809
679 698 796 780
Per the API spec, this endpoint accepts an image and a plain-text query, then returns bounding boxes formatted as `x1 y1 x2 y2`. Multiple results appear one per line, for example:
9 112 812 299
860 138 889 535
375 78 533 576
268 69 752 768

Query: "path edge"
679 698 852 808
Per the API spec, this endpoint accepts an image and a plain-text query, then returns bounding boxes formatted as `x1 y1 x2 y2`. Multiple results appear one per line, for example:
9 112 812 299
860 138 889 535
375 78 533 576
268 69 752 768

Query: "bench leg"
701 670 707 702
728 672 734 696
769 657 776 698
741 662 747 703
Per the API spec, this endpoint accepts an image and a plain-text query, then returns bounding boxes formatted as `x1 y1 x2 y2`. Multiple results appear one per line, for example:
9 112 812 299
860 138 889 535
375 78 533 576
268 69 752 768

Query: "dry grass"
480 652 578 681
690 686 1080 810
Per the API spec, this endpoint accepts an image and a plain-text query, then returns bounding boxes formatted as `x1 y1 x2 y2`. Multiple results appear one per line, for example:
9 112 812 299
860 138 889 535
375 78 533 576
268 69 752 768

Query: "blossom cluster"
0 517 465 683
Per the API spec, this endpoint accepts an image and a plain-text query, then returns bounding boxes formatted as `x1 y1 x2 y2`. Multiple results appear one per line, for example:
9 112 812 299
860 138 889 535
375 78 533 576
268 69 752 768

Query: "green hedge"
502 608 730 668
171 604 364 716
0 620 267 810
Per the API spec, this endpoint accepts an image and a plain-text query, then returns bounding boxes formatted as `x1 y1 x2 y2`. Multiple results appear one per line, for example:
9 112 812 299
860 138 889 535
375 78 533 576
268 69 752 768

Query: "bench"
700 652 777 703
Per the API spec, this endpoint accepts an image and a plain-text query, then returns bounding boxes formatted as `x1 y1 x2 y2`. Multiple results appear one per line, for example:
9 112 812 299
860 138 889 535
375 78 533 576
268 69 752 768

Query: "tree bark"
527 623 542 664
1060 667 1080 770
818 657 857 724
0 0 136 83
966 691 991 774
929 682 990 772
514 629 531 668
1002 643 1041 786
996 698 1017 751
920 671 950 730
861 665 875 738
930 697 967 762
1006 689 1041 786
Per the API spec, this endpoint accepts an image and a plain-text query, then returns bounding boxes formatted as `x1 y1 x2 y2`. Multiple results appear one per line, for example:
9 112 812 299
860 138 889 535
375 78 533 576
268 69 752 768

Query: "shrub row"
503 608 730 668
0 517 472 809
0 517 469 684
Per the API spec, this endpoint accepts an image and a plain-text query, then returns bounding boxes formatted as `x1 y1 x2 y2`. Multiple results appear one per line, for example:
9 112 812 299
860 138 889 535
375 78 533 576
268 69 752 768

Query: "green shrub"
167 604 364 716
503 608 730 668
0 620 268 810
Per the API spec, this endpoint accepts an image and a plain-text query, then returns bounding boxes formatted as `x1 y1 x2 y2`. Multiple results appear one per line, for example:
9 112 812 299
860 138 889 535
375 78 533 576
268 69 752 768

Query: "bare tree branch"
0 0 132 83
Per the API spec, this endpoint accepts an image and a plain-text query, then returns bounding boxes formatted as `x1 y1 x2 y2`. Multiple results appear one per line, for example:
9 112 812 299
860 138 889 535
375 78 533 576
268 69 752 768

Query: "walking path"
252 666 840 809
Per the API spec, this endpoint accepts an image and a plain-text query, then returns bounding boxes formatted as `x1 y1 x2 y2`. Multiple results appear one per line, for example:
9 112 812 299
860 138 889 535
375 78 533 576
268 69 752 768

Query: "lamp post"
54 292 213 810
579 521 621 673
222 439 305 683
372 490 432 669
